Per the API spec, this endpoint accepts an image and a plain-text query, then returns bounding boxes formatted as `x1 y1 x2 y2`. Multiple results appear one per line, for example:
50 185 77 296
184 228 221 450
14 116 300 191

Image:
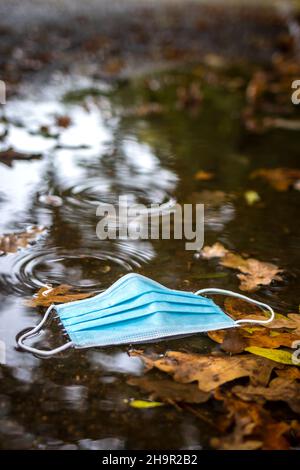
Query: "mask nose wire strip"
17 304 73 357
194 288 275 325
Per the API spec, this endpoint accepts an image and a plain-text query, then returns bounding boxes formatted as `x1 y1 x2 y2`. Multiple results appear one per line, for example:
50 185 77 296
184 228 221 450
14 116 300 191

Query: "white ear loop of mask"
194 288 275 325
17 304 73 357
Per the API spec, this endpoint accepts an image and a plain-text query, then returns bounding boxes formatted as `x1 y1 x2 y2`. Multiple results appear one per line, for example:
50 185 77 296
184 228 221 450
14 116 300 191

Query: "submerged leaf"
0 226 46 254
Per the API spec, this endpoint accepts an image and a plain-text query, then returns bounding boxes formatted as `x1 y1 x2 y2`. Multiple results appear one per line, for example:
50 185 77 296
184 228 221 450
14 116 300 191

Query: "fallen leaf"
0 148 41 167
245 346 298 366
200 243 283 291
56 115 72 128
246 71 268 105
267 314 300 336
244 190 260 206
26 284 95 307
275 367 300 380
0 226 45 254
130 350 276 392
200 242 229 259
251 168 300 191
222 254 283 292
127 376 210 404
129 399 164 409
99 265 111 274
208 329 247 354
194 170 215 181
208 326 300 352
211 394 290 450
224 296 274 322
263 422 292 450
233 377 300 414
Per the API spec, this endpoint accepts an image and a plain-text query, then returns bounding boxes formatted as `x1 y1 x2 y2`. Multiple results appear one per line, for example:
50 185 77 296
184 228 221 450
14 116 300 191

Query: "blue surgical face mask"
17 273 274 357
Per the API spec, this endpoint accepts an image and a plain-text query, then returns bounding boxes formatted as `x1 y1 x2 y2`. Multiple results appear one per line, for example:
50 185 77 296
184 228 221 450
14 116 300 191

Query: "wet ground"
0 1 299 450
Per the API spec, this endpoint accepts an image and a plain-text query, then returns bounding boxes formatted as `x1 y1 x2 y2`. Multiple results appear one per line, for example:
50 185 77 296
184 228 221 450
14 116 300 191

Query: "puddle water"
0 65 299 449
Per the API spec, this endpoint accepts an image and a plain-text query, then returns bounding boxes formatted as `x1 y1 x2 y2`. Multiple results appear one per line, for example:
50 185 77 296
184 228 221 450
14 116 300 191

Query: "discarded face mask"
17 273 275 357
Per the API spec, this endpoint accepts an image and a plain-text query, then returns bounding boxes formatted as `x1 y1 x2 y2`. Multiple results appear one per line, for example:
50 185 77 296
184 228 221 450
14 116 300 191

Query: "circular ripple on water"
0 242 154 295
59 167 178 215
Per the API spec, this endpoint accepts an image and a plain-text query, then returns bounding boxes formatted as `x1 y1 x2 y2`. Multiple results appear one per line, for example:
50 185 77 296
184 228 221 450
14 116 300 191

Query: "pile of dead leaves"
199 242 283 291
128 296 300 449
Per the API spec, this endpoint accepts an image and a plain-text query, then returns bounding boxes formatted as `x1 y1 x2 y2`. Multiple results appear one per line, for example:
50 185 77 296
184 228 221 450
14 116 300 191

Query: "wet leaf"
224 296 285 323
266 313 300 336
208 326 300 352
200 243 283 291
99 265 111 274
211 394 291 450
0 148 41 167
245 346 298 365
194 170 215 181
200 242 229 259
246 71 268 105
222 254 283 292
127 376 210 404
26 284 95 307
0 226 45 254
208 329 248 354
275 367 300 381
130 351 276 392
129 399 164 409
56 115 72 128
233 377 300 414
251 168 300 191
244 190 260 206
